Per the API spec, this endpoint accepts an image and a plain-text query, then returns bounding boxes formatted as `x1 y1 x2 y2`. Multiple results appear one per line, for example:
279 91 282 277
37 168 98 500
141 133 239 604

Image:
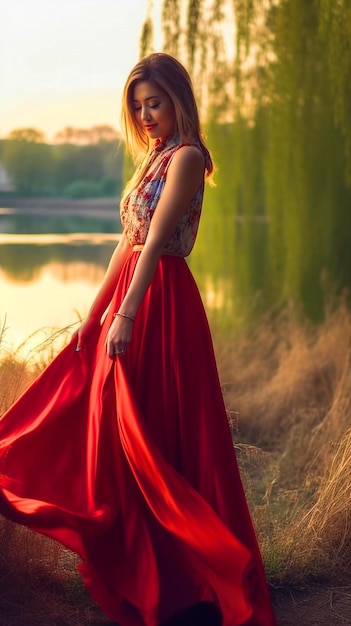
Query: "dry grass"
213 298 351 587
0 320 109 624
1 302 351 622
0 318 78 416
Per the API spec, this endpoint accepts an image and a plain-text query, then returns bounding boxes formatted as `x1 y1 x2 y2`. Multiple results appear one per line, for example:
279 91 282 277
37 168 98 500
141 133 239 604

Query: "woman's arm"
76 232 132 347
106 145 204 358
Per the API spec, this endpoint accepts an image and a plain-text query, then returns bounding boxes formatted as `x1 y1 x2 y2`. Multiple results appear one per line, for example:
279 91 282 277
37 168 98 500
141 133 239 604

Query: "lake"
3 194 343 365
0 208 122 359
1 205 240 361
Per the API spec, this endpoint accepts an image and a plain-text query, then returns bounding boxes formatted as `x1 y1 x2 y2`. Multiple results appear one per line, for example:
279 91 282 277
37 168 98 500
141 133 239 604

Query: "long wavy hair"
120 53 214 205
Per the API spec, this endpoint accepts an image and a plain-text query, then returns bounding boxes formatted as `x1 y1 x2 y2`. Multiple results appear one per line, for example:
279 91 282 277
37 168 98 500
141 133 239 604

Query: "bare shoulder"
154 144 205 212
173 144 205 168
168 145 205 182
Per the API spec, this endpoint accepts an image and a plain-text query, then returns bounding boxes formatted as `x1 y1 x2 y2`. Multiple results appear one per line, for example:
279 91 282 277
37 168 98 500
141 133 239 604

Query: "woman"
0 53 276 626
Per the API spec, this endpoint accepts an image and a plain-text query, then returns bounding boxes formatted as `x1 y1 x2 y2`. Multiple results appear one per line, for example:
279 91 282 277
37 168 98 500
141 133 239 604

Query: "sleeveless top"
120 135 205 257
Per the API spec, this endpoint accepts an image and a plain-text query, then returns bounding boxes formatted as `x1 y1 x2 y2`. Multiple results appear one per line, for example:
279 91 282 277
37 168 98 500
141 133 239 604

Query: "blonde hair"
120 53 214 205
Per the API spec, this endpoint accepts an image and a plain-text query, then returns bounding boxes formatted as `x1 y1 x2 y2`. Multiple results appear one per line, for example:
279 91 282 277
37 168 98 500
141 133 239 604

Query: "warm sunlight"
1 0 162 140
1 264 103 355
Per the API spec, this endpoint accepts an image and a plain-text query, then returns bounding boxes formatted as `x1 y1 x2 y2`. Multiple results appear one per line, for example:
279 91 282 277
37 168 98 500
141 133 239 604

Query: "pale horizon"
1 0 162 142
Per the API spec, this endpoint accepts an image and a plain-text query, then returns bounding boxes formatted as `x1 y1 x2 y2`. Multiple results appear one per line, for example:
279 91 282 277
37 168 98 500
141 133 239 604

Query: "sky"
1 0 161 141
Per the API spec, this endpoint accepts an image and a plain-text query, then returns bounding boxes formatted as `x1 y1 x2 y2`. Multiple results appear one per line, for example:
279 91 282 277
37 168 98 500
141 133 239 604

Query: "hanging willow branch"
140 17 154 58
186 0 203 71
162 0 181 57
317 0 351 183
232 0 256 54
139 0 154 58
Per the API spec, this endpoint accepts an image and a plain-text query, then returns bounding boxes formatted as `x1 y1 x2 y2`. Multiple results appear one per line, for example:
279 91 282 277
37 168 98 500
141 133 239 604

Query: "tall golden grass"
0 322 108 624
0 302 351 622
214 297 351 586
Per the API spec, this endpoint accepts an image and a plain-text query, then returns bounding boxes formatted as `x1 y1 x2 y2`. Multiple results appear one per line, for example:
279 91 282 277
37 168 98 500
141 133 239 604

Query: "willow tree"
317 0 351 183
139 0 351 323
140 0 154 58
161 0 181 56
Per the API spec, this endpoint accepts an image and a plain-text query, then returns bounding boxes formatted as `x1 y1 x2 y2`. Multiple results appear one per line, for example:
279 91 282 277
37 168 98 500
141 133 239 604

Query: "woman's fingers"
112 345 126 357
106 338 128 358
106 333 129 358
75 318 99 352
106 317 133 359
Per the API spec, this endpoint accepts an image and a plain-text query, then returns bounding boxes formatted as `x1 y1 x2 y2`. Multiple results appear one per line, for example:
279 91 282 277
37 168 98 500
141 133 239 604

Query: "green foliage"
186 0 203 69
317 0 351 182
102 177 120 197
159 0 351 323
1 127 124 199
54 124 120 144
233 0 256 55
162 0 181 56
2 136 54 195
63 178 120 199
63 179 105 199
8 128 46 143
140 11 154 58
54 144 81 189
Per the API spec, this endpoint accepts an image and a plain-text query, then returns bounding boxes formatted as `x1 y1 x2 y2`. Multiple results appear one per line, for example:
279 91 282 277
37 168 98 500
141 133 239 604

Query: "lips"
145 124 157 131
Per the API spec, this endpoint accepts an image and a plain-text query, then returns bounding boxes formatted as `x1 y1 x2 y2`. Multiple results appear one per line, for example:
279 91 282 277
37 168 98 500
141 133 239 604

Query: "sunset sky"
1 0 161 141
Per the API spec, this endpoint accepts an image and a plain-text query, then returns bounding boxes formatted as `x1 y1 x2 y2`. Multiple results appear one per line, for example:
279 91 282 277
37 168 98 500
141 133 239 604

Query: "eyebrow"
132 95 160 102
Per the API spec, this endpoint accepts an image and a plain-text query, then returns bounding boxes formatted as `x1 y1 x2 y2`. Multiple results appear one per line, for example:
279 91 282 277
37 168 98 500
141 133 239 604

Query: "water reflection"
0 209 121 235
0 207 269 357
190 209 270 330
0 238 117 282
0 210 121 357
1 262 105 357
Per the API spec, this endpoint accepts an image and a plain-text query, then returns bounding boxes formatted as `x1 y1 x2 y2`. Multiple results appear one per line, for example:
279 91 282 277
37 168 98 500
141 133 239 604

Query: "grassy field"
0 302 351 624
214 300 351 588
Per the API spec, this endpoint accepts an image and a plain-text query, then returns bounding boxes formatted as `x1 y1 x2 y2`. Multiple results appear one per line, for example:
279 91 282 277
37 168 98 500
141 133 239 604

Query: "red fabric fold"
0 252 276 626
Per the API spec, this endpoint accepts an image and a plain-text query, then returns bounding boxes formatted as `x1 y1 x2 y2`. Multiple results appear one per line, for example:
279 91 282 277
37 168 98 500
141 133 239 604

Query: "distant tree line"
0 125 124 199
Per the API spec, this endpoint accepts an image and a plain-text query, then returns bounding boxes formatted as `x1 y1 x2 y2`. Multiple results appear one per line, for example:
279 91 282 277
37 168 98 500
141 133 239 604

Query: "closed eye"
133 104 159 112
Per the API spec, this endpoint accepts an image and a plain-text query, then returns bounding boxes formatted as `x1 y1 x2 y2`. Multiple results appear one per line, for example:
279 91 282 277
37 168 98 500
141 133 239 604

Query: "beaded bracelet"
113 312 135 322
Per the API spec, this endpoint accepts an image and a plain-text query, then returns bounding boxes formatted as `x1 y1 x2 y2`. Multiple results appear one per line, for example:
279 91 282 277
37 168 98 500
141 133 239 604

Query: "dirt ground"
0 584 350 625
271 584 351 625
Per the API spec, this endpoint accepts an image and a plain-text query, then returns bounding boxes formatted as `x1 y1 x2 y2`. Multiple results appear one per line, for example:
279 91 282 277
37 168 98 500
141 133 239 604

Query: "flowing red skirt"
0 252 276 626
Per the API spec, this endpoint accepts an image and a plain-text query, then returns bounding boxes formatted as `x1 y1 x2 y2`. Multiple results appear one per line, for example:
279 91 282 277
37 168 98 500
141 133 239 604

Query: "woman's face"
132 80 176 142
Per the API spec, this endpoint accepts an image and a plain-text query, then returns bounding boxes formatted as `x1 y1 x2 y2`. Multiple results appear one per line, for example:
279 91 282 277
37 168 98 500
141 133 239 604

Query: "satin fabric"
0 252 276 626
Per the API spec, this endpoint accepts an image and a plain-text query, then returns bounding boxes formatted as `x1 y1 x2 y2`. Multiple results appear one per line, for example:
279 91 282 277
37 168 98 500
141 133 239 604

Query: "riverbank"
1 303 351 624
0 196 120 217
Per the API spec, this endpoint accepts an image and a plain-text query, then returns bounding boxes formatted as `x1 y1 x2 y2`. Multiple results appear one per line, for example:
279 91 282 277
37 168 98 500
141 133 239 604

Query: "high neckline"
153 134 180 153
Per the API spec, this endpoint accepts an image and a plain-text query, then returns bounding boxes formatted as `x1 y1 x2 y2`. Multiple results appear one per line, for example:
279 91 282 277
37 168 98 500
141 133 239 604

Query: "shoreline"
0 196 120 217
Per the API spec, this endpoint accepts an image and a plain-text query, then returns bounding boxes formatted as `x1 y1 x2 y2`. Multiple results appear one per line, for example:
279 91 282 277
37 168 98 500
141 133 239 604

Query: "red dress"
0 137 276 626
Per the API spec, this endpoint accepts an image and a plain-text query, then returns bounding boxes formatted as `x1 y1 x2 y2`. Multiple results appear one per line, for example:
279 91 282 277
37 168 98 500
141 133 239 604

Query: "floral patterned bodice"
120 136 204 257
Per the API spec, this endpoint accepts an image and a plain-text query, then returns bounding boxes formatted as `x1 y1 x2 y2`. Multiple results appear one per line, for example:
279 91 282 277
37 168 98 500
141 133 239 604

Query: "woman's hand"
106 315 134 358
75 316 100 352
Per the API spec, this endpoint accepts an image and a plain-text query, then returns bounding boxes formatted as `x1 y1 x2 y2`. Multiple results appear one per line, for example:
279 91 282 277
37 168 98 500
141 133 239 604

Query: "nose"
141 106 151 121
